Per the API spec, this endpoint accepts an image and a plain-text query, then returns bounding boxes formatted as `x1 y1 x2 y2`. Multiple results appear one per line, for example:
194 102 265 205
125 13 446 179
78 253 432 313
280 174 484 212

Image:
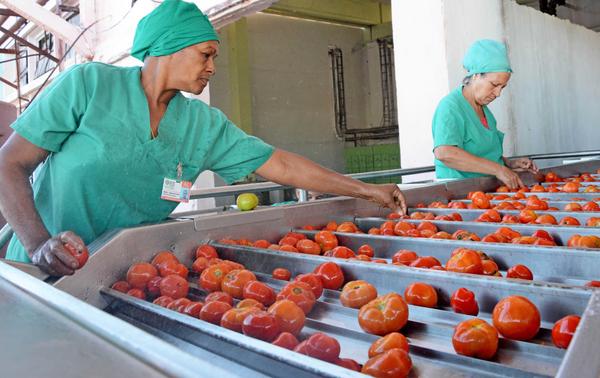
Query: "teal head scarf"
463 39 512 76
131 0 219 62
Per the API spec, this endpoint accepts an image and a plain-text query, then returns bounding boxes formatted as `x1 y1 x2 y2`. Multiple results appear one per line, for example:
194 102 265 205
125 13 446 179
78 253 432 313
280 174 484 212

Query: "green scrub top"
432 86 505 179
7 62 274 263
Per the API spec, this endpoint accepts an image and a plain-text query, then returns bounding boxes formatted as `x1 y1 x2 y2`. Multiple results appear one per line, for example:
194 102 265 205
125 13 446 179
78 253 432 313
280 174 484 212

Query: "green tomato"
236 193 259 211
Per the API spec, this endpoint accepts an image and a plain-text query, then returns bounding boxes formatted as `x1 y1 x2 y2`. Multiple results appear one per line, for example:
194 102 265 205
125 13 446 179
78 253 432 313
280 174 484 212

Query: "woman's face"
472 72 511 105
169 41 219 95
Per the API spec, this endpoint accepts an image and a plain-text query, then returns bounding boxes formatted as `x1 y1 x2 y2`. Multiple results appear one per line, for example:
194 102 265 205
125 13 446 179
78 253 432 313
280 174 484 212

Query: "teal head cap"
463 39 512 76
131 0 219 62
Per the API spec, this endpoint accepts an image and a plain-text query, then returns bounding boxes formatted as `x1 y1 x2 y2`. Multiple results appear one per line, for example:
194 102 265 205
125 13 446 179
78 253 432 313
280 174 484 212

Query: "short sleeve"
204 116 275 184
432 102 466 150
11 64 88 152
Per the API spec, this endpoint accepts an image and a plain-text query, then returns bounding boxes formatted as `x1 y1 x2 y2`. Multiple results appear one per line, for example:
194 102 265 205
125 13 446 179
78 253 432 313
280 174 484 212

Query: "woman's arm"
434 145 524 189
255 149 406 214
0 134 82 275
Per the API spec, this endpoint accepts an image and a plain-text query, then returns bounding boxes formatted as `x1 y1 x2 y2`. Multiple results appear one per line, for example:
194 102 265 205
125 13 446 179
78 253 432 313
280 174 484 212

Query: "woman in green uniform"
432 39 537 189
0 0 406 276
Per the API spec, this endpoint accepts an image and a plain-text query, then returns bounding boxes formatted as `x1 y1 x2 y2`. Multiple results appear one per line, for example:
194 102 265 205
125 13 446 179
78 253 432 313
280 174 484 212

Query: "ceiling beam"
263 0 389 26
0 0 47 46
0 0 93 59
0 47 15 53
0 25 58 62
0 75 16 89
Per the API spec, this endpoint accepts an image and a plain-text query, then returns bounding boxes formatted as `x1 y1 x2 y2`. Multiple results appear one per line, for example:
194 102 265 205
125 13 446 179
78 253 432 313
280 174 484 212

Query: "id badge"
161 178 192 203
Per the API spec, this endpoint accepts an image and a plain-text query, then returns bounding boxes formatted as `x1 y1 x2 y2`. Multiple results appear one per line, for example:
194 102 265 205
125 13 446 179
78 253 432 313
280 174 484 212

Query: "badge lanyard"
161 162 192 203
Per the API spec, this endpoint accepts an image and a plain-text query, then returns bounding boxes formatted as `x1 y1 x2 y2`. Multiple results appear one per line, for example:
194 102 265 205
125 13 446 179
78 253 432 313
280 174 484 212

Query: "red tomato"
111 280 130 293
314 231 338 252
337 221 359 233
361 348 412 378
195 244 218 260
296 239 322 255
551 315 580 349
205 291 234 306
357 244 375 257
583 201 600 212
294 340 310 355
392 250 418 265
191 256 210 273
276 281 316 315
220 307 261 332
237 298 265 310
404 282 438 308
159 274 189 299
221 269 257 299
152 295 174 307
313 262 345 290
158 260 189 279
340 280 378 309
272 268 291 281
268 299 305 336
198 265 230 292
492 296 540 340
358 293 409 335
166 298 191 312
452 318 498 359
151 251 179 270
531 230 554 242
242 311 281 342
305 332 341 362
471 191 491 209
272 332 300 350
560 216 581 226
482 260 500 276
507 265 534 280
199 300 232 325
450 287 479 316
63 243 89 269
409 256 441 269
446 249 483 275
368 332 409 357
146 276 162 298
294 273 324 299
243 280 276 306
127 263 158 290
334 358 361 372
323 246 356 259
127 288 146 300
585 280 600 288
182 301 204 317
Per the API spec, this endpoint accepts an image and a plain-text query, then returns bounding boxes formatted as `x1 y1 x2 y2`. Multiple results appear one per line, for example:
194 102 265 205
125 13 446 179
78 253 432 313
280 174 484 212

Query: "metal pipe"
0 224 13 250
519 150 600 161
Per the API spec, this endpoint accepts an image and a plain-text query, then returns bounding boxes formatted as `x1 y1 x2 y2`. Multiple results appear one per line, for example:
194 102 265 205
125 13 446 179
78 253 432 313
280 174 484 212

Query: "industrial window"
34 32 55 79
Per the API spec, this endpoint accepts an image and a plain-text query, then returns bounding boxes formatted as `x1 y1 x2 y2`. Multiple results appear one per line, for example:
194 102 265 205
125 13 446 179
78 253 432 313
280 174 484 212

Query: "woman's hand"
363 183 407 215
496 165 525 190
507 157 539 173
30 231 86 276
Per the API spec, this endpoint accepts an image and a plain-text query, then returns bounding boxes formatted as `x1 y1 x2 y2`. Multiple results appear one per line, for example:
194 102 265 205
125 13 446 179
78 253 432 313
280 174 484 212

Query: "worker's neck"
140 58 177 107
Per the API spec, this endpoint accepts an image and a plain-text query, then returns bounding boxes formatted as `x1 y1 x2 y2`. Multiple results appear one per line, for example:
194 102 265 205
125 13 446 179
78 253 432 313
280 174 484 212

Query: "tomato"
276 281 316 315
242 311 281 342
452 318 498 360
272 332 300 350
279 236 299 247
357 244 375 257
358 293 409 335
127 288 146 300
492 296 541 340
404 282 438 308
146 276 162 298
237 298 265 310
151 251 179 270
294 340 310 355
430 231 452 239
507 265 534 280
409 256 441 269
313 262 345 290
251 239 270 249
583 201 600 212
569 235 600 248
221 269 257 299
294 273 324 299
158 260 188 279
305 332 341 362
205 291 234 306
471 191 491 209
564 203 583 212
220 307 261 332
481 209 502 222
368 332 409 358
449 201 468 209
335 358 361 372
195 244 218 260
182 301 204 317
393 221 416 236
167 298 192 312
511 236 537 245
127 263 158 290
535 214 558 225
501 215 520 223
198 265 230 292
111 280 130 293
545 172 560 182
586 217 600 227
368 228 382 235
417 221 438 233
159 274 189 299
152 295 174 307
531 230 554 242
450 287 479 315
199 300 232 325
518 210 538 223
361 348 412 378
314 231 338 252
272 268 291 281
559 216 581 226
63 243 89 269
387 212 402 219
552 315 580 349
242 280 276 305
452 230 480 241
446 249 483 275
268 299 305 336
481 234 502 243
190 257 208 274
563 182 580 193
296 239 322 255
340 280 378 308
337 221 359 233
482 260 500 276
586 280 600 288
324 246 355 259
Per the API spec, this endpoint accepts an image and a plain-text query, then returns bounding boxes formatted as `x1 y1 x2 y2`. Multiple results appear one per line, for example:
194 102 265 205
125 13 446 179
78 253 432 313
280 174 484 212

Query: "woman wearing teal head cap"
0 0 406 276
432 39 538 189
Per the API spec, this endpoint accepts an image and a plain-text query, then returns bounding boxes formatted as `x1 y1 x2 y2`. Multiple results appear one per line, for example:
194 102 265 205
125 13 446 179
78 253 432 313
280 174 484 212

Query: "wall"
210 13 373 173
